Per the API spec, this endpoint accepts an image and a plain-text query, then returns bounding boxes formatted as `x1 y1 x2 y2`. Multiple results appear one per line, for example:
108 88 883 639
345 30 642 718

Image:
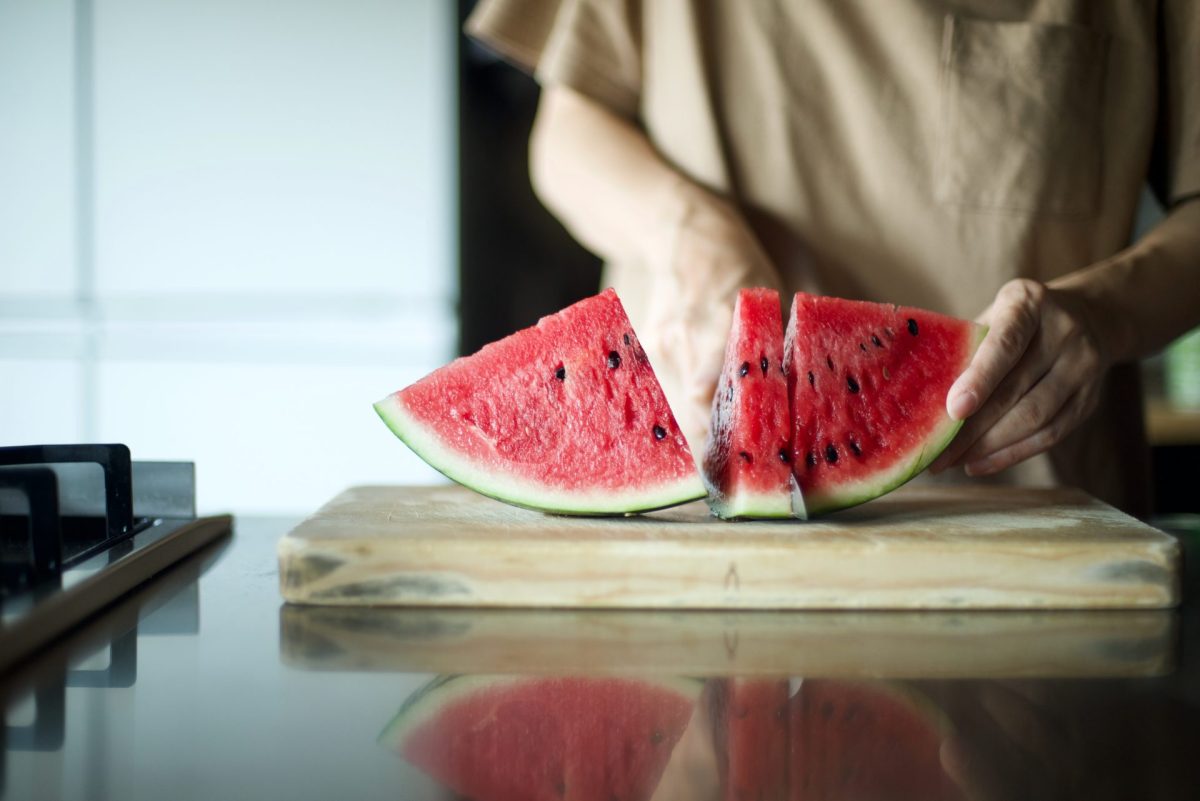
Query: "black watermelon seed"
872 334 883 348
849 439 862 456
653 425 666 440
779 449 790 463
806 451 817 467
650 730 664 745
826 355 834 370
623 333 631 346
847 376 860 394
554 366 566 381
859 342 867 352
739 361 750 378
739 451 752 463
907 318 919 336
825 444 839 464
608 351 621 369
760 356 769 375
807 370 815 387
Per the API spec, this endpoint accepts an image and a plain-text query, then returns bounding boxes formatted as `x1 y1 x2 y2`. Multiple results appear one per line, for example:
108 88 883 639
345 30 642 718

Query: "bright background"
1 0 1190 518
0 0 455 514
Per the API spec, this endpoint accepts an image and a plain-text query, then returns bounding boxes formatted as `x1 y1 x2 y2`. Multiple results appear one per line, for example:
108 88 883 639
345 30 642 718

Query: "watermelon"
790 679 963 801
703 288 800 519
379 674 700 801
375 289 706 515
785 293 985 517
705 678 790 801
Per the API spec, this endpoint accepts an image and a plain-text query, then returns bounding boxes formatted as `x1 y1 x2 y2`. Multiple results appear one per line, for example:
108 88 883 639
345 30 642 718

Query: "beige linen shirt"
468 0 1200 516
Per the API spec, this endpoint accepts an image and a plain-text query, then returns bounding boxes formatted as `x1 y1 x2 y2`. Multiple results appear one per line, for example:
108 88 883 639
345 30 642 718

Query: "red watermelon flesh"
375 289 705 515
380 675 700 801
706 678 790 801
703 288 798 518
784 293 985 517
790 680 963 801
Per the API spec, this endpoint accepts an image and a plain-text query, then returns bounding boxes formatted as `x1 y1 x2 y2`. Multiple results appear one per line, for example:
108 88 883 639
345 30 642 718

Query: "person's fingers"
963 391 1089 476
952 361 1074 468
978 684 1062 766
929 327 1053 473
945 279 1044 422
939 733 1009 801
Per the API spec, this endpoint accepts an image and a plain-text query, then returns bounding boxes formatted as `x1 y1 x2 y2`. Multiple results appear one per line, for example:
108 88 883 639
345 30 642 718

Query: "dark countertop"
3 515 1200 801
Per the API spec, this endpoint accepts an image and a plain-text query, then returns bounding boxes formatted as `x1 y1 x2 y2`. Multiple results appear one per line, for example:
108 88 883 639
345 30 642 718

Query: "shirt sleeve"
1149 0 1200 208
465 0 642 119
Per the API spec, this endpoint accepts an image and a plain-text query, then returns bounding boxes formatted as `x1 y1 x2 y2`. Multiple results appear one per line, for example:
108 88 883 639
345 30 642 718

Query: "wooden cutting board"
277 484 1180 610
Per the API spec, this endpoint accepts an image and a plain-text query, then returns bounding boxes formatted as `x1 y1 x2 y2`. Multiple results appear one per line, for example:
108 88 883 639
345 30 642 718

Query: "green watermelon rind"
797 324 987 519
374 394 708 516
378 674 516 750
377 674 704 750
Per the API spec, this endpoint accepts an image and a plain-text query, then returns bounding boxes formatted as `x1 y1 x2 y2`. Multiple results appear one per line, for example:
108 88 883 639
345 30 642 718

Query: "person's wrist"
1049 252 1141 368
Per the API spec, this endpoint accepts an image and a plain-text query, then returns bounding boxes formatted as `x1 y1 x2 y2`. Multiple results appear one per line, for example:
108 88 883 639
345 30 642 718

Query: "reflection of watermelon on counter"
705 678 790 801
790 679 964 801
380 675 700 801
376 287 982 518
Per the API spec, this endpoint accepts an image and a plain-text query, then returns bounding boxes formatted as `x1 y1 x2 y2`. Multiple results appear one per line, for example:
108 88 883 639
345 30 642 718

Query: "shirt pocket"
935 15 1108 217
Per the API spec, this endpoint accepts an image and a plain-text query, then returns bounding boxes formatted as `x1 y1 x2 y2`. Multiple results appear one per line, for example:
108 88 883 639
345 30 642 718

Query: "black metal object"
4 675 64 753
0 444 149 597
0 468 62 594
0 443 134 537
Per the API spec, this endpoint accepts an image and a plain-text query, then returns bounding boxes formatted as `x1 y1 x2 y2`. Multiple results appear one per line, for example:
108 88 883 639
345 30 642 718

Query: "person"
466 0 1200 517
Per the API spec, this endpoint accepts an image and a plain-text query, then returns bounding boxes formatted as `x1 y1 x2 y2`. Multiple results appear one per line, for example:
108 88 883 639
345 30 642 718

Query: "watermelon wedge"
375 289 706 515
790 679 963 801
705 678 790 801
785 293 985 517
380 675 700 801
703 288 799 519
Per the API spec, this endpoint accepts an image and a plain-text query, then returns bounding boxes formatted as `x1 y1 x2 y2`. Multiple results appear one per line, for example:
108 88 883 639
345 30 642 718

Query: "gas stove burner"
0 444 231 673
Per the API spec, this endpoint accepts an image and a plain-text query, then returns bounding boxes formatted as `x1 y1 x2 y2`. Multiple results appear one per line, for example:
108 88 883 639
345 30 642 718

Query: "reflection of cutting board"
279 607 1177 678
277 485 1179 610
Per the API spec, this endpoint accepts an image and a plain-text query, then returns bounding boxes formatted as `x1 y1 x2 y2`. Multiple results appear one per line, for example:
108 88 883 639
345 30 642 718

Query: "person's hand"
638 192 780 460
930 278 1110 477
934 681 1087 801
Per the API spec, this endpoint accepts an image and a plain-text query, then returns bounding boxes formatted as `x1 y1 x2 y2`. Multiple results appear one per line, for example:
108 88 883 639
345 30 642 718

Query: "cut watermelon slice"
375 289 706 515
380 675 700 801
703 288 799 519
790 679 963 801
705 678 790 801
785 293 985 517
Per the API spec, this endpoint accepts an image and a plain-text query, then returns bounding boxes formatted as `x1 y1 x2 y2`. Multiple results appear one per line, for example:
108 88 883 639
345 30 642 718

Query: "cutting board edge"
276 484 1182 610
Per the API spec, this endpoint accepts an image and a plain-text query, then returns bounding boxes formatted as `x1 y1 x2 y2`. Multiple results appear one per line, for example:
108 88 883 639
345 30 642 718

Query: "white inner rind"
375 394 707 515
710 488 794 520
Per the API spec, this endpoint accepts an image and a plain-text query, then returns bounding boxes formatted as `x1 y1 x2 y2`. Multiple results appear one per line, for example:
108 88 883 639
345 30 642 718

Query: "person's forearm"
529 85 756 271
1052 198 1200 364
529 85 780 458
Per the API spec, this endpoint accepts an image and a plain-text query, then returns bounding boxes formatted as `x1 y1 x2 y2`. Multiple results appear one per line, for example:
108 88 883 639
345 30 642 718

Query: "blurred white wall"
0 0 454 514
